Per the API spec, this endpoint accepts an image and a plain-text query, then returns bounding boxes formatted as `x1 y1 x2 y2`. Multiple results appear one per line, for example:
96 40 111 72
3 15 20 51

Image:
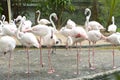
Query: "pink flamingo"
43 30 61 73
105 32 120 68
87 30 106 69
60 23 88 74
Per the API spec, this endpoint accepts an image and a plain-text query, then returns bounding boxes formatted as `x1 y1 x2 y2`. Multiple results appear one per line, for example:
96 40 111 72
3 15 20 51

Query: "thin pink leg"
90 42 96 70
7 51 12 80
48 47 55 74
74 42 80 75
39 37 44 67
26 47 30 80
88 41 91 68
112 45 116 69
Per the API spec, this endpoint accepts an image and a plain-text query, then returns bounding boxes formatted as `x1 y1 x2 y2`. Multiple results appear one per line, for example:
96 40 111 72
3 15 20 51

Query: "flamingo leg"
88 41 91 68
112 45 116 69
48 47 55 74
26 47 30 80
91 42 95 70
65 41 69 56
39 37 44 67
76 42 80 75
7 51 12 80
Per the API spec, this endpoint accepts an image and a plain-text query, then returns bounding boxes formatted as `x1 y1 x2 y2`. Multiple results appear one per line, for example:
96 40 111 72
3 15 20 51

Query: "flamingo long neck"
0 20 4 36
112 16 115 25
16 19 23 39
87 9 91 21
67 36 73 46
37 11 41 24
49 14 56 29
85 9 91 32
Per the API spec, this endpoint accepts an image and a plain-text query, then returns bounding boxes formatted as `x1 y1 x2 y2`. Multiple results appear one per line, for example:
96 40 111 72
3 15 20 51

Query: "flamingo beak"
55 16 58 21
23 28 32 33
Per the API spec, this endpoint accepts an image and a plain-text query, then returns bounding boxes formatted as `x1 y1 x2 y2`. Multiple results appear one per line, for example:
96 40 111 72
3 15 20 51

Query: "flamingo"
15 17 39 80
87 30 106 69
1 15 8 24
85 8 104 31
24 13 58 67
84 8 107 69
0 36 16 80
108 16 117 33
85 8 105 70
105 32 120 68
66 19 76 29
15 15 32 32
43 30 61 73
36 10 51 25
60 23 88 74
0 15 17 36
1 20 17 36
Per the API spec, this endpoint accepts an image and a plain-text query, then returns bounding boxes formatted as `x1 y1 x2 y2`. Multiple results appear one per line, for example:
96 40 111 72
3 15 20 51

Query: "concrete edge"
64 67 120 80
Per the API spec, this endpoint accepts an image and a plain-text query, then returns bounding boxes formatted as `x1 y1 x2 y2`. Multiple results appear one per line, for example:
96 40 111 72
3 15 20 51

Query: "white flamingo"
43 30 61 73
0 36 16 80
15 17 39 79
0 19 17 36
85 8 104 31
105 32 120 68
36 10 51 25
15 15 32 32
66 19 76 29
24 13 58 67
108 16 117 32
87 30 106 69
84 8 107 69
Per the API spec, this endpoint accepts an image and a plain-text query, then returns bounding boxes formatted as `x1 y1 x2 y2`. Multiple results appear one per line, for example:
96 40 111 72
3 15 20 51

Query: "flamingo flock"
0 8 119 80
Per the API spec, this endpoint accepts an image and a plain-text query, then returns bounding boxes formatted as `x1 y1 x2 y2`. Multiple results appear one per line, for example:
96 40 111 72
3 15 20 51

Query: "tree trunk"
92 0 99 21
1 0 9 21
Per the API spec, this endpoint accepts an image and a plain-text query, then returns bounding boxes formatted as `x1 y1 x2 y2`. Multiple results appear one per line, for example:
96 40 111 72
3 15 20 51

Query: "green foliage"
99 0 120 29
0 4 3 16
36 0 75 28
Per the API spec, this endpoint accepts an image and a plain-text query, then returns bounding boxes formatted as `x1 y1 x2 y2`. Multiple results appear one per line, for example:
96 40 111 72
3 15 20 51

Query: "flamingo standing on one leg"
15 17 39 80
43 30 61 73
105 32 120 68
0 36 16 80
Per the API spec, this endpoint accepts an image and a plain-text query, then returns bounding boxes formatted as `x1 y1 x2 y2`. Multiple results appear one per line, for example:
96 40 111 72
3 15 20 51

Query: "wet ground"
0 46 120 80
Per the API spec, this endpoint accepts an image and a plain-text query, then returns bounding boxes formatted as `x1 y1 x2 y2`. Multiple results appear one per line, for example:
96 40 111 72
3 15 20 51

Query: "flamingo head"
14 15 22 23
51 13 58 21
85 8 90 15
36 10 40 14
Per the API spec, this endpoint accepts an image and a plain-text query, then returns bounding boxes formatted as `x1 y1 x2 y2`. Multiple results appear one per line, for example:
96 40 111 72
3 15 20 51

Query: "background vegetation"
0 0 120 31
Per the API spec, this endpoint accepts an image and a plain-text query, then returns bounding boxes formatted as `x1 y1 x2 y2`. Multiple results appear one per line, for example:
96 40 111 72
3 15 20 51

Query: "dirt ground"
0 46 120 80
